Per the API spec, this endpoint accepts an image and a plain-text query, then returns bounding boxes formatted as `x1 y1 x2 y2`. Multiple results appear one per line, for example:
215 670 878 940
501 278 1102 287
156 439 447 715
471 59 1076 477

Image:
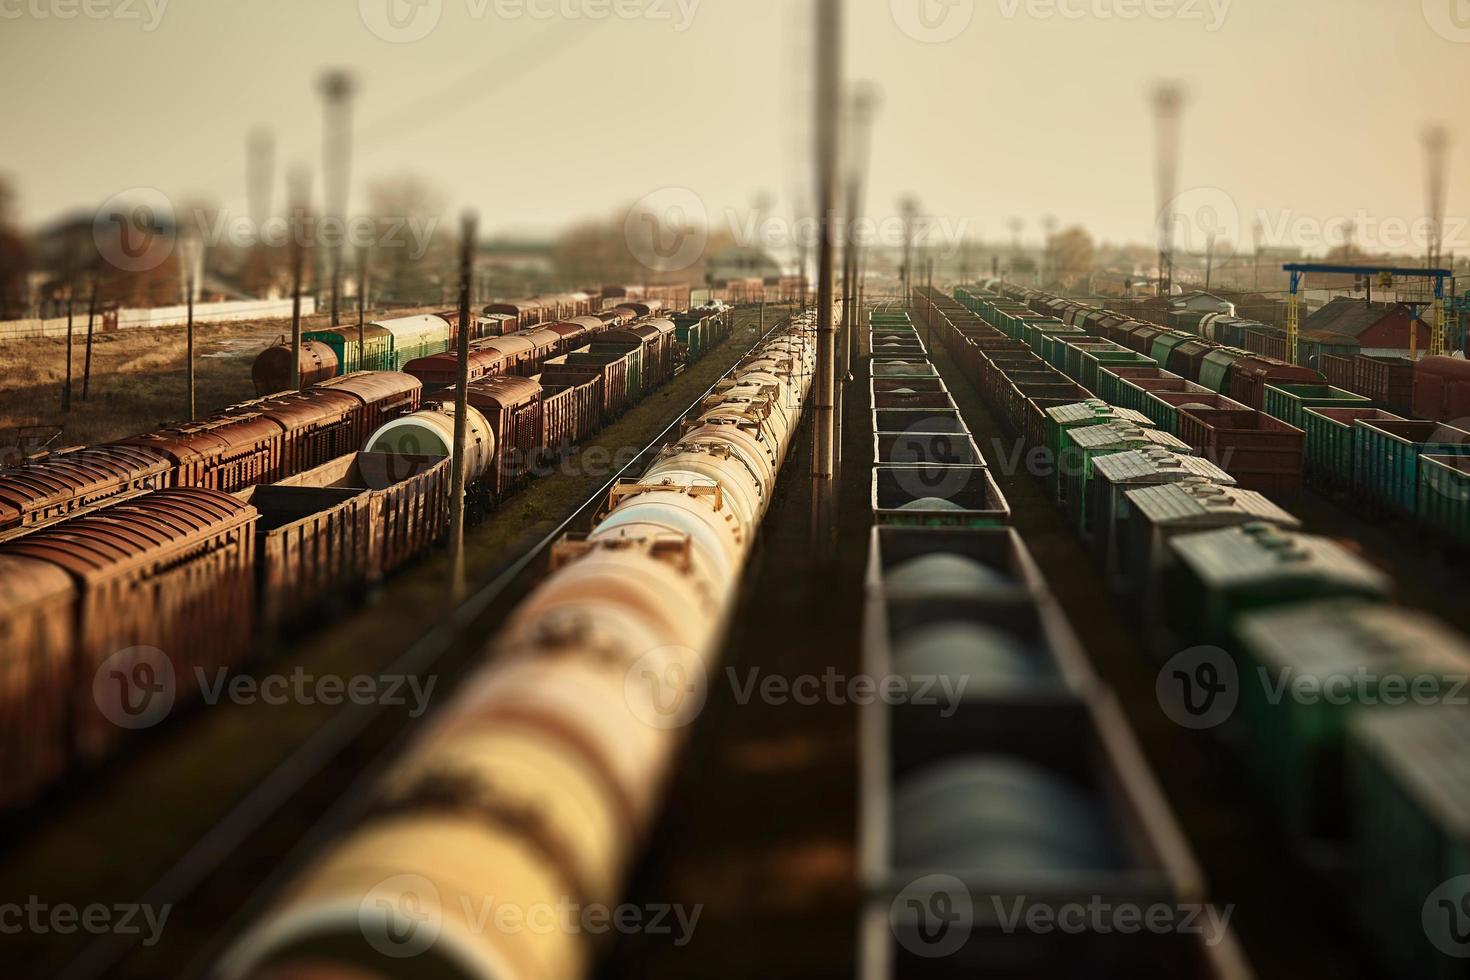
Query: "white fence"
0 298 318 341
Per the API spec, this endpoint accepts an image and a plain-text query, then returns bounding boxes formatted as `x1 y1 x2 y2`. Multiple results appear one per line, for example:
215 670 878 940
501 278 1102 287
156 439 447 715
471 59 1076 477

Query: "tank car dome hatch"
364 404 495 482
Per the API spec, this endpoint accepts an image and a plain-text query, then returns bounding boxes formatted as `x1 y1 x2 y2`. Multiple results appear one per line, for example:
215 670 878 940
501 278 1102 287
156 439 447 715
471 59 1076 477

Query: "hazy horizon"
4 0 1469 259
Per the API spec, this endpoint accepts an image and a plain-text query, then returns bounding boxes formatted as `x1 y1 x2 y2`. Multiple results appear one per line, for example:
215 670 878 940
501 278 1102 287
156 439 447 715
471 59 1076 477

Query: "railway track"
7 307 788 979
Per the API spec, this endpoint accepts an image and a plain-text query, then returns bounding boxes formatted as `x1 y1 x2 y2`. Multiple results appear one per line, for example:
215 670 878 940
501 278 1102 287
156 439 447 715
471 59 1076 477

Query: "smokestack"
319 69 357 327
1152 81 1184 298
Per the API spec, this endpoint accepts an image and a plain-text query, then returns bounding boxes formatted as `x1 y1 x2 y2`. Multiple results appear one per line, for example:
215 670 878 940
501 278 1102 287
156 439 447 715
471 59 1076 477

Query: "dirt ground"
0 306 439 455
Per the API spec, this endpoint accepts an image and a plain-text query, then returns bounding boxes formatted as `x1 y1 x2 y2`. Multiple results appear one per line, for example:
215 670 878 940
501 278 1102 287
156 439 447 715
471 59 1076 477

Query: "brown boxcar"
514 327 569 377
0 445 174 544
1167 340 1222 384
614 301 663 319
1414 356 1470 423
402 345 509 391
482 300 547 332
1225 355 1324 411
1320 353 1357 393
540 318 598 358
1354 355 1416 416
252 341 340 396
317 371 424 439
114 414 286 491
0 554 75 808
0 487 257 765
596 307 635 329
226 390 363 478
539 376 602 451
462 376 543 497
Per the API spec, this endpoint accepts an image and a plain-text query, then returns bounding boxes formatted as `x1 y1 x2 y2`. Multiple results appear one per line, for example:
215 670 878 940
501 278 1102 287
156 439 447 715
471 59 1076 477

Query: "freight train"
985 286 1470 544
861 304 1250 978
250 287 695 396
0 372 424 545
216 311 818 980
0 309 734 810
917 285 1470 979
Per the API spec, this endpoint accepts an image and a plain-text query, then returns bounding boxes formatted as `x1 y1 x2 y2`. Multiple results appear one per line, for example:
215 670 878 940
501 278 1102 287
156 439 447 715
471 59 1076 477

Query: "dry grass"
0 306 443 452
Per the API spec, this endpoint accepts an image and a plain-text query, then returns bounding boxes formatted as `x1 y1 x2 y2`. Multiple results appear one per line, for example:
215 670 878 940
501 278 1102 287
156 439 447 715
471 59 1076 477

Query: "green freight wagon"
1170 526 1391 652
1043 401 1156 502
1118 482 1300 630
1235 600 1460 863
1353 419 1470 516
1299 407 1403 490
1090 449 1236 593
1350 702 1470 980
1417 454 1470 547
1148 331 1197 371
1062 422 1193 537
1262 383 1372 430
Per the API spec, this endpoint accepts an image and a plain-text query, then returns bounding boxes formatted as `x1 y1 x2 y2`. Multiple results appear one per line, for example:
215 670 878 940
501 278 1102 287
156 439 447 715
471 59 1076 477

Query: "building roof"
1304 296 1407 339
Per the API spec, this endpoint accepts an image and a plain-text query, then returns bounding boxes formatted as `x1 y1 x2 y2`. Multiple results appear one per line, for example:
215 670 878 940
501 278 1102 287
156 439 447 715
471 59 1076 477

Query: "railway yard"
5 280 1470 980
6 3 1470 978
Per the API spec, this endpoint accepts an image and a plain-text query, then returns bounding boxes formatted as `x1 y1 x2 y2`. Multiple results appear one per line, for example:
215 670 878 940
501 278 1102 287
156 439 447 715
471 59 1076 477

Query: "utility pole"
837 82 879 483
82 277 97 400
319 70 356 328
357 242 368 357
810 0 841 556
448 211 477 602
186 241 197 419
900 196 919 307
62 259 75 413
288 168 309 389
1204 228 1216 293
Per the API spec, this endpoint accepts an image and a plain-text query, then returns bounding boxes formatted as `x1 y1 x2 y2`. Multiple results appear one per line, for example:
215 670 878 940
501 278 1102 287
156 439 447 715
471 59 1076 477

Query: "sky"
2 0 1467 257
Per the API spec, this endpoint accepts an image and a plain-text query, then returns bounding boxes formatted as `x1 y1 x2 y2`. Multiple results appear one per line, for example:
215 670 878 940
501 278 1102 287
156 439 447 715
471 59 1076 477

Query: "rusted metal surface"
0 553 75 808
240 483 375 628
0 486 258 767
463 375 544 497
113 415 285 491
315 371 424 435
0 446 174 542
251 341 340 396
